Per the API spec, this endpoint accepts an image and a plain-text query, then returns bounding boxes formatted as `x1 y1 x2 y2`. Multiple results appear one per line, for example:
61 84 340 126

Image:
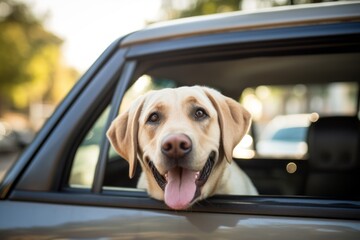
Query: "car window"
68 76 177 189
239 83 358 159
272 127 307 142
68 107 110 188
68 51 360 201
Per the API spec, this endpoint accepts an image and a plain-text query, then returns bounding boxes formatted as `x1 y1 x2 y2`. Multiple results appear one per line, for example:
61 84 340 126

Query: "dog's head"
107 86 251 210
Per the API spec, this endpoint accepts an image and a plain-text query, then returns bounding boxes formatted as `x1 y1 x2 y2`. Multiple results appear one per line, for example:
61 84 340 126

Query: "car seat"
305 116 360 200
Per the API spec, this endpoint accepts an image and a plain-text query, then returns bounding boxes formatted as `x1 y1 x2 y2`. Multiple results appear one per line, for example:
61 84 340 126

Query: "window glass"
69 107 110 188
68 76 177 190
70 52 359 200
236 82 358 159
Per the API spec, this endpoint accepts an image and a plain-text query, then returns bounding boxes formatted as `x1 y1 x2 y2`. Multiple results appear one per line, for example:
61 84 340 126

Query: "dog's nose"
161 134 192 159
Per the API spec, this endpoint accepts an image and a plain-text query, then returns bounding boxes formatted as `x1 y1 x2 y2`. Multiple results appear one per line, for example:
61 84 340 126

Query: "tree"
178 0 242 18
0 0 77 117
159 0 339 20
159 0 242 20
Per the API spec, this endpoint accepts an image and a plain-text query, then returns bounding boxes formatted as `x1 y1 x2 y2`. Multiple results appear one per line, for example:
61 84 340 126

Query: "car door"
1 7 360 239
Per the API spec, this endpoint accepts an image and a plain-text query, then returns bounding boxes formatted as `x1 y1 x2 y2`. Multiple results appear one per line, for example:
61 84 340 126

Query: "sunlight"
133 75 152 93
243 94 263 121
233 135 255 159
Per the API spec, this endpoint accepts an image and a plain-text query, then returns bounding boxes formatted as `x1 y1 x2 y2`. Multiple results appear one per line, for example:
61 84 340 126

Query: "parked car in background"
256 113 319 158
0 121 19 154
0 120 33 182
1 2 359 239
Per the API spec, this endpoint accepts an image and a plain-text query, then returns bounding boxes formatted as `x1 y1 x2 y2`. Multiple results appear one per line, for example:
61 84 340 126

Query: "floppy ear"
106 96 144 178
203 87 251 163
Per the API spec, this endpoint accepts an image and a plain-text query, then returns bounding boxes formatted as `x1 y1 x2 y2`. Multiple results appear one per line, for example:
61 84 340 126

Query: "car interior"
72 50 360 201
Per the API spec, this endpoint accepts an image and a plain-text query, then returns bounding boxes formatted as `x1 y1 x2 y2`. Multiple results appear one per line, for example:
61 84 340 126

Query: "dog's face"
107 86 251 210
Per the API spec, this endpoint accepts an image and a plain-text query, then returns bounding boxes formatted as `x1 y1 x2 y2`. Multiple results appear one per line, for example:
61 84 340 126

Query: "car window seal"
91 61 137 194
10 189 360 220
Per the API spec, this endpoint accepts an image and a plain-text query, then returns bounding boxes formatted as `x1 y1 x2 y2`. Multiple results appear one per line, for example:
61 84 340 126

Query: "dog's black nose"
161 134 192 159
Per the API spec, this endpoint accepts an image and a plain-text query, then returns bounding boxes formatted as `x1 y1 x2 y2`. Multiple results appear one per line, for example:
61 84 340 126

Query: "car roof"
121 1 360 47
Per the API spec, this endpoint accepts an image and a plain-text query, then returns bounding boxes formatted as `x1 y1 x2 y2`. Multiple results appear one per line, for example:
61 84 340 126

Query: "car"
1 2 360 238
0 120 33 182
0 121 18 154
256 113 319 158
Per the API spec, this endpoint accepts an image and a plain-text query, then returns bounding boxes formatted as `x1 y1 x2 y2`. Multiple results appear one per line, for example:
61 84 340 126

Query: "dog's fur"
107 86 257 210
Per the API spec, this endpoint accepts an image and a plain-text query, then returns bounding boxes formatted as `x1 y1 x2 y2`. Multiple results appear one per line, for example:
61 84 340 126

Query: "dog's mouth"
147 151 216 210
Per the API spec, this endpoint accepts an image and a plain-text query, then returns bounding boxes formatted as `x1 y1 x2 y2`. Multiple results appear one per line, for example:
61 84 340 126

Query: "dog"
107 86 258 210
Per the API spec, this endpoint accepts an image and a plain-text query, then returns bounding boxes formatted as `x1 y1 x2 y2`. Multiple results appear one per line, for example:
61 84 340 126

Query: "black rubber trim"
9 190 360 220
126 22 360 59
92 61 137 193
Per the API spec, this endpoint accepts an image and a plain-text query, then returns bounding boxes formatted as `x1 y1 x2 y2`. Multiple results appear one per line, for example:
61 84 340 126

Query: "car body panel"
125 21 360 59
121 1 360 47
0 201 359 239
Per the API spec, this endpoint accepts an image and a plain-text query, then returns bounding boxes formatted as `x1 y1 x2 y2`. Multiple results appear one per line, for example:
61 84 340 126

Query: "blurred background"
0 0 341 179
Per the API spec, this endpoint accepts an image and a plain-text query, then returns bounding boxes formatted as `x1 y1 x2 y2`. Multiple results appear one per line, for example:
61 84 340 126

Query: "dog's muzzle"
147 151 216 210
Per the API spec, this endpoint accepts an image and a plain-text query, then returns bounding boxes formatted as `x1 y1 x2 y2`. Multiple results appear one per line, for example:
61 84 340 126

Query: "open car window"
68 51 360 200
69 107 110 188
238 82 358 159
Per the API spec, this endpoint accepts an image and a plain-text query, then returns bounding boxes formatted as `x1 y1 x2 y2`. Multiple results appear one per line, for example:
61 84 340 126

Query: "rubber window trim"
91 61 137 193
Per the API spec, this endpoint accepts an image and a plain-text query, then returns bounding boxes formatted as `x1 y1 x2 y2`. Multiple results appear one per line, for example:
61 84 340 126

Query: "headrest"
307 116 359 171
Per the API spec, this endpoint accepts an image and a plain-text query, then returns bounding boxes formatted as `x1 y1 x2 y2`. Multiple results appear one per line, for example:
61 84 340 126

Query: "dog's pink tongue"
164 167 197 210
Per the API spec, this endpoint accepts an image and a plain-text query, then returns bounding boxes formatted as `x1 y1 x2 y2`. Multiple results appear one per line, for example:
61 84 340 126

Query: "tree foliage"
0 0 77 115
160 0 339 20
179 0 242 18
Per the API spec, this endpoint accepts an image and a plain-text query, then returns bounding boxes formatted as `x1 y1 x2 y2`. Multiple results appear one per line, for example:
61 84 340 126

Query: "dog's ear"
107 96 144 178
203 87 251 163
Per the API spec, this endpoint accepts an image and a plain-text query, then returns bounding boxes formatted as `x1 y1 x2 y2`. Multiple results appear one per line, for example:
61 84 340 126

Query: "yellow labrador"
107 86 258 210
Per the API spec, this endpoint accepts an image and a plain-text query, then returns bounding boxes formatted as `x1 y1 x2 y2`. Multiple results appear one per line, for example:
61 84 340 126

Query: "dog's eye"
147 112 160 124
194 108 208 120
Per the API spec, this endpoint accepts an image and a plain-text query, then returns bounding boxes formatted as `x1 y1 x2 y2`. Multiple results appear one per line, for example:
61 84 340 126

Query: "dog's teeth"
195 171 200 179
165 173 168 180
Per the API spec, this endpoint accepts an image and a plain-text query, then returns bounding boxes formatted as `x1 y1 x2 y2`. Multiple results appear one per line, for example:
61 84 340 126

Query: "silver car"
1 2 359 239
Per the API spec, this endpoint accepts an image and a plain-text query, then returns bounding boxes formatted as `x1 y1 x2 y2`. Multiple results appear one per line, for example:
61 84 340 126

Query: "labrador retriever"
107 86 258 210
